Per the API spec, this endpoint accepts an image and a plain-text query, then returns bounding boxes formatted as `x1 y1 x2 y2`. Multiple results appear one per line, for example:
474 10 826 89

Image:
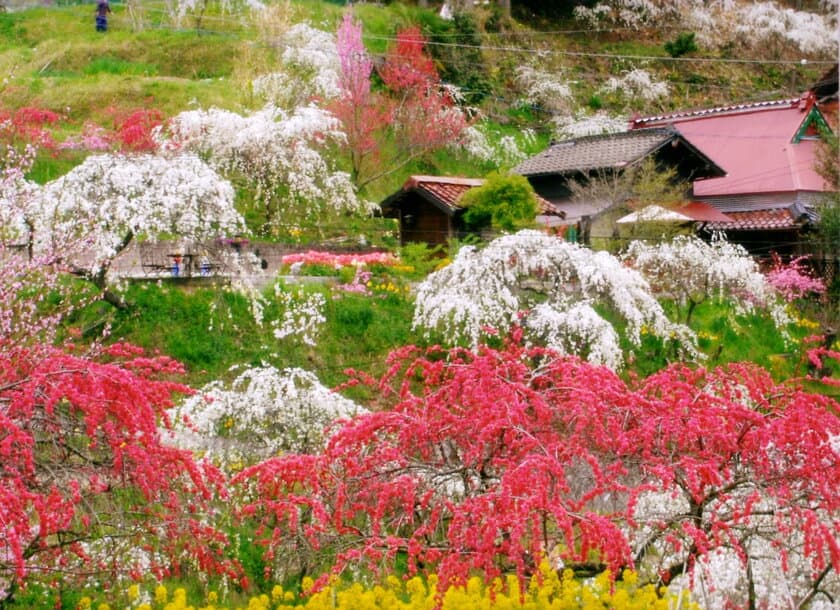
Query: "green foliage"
420 11 491 104
664 32 698 58
398 242 446 279
68 278 417 388
83 55 158 76
461 172 539 232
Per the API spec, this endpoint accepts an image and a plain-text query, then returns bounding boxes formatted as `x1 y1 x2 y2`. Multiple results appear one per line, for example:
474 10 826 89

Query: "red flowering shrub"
0 343 238 600
111 108 164 152
765 252 827 302
235 340 840 606
0 106 61 155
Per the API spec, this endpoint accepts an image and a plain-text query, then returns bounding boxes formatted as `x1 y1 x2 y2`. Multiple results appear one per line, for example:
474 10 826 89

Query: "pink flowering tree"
765 253 827 303
330 16 470 189
234 341 840 607
0 343 238 603
329 13 392 188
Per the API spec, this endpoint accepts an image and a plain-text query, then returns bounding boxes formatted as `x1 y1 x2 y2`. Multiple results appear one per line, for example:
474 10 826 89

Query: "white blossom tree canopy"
622 235 788 326
251 23 341 108
0 161 40 248
160 105 367 235
412 230 696 369
37 152 243 278
171 365 365 469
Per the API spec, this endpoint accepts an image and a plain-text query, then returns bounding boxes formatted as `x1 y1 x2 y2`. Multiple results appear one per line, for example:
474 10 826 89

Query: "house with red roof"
380 175 563 247
631 93 833 256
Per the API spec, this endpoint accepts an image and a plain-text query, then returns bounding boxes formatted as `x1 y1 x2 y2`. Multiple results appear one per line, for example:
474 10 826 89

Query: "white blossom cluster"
733 2 837 55
36 153 243 274
634 486 839 609
161 105 366 230
171 365 365 467
252 23 341 107
271 284 327 346
513 65 575 114
0 147 40 246
622 236 790 327
551 111 628 140
458 124 536 167
573 0 836 56
172 0 264 28
601 68 669 103
525 301 624 370
413 230 696 369
573 0 679 30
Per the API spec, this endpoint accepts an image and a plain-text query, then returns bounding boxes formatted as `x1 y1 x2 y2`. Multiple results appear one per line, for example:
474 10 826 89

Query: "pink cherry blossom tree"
330 16 470 189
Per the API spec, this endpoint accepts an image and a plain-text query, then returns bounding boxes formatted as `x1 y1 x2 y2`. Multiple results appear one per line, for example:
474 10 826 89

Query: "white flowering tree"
36 152 243 306
413 230 696 370
622 236 789 327
513 65 574 115
161 105 366 236
552 110 628 140
251 23 341 109
0 145 40 253
600 68 669 108
573 0 837 57
733 1 837 56
171 365 365 470
458 124 537 167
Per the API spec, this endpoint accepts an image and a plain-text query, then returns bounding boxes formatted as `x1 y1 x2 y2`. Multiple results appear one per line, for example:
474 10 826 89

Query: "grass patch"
72 279 417 390
83 54 158 76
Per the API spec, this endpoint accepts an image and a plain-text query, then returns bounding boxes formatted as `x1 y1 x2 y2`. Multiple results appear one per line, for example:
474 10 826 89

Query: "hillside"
1 0 835 201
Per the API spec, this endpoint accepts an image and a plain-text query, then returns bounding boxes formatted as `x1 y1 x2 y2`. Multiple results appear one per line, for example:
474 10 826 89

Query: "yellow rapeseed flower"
155 584 168 604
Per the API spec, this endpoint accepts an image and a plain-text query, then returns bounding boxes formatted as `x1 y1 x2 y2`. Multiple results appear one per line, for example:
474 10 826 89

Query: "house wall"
399 195 452 247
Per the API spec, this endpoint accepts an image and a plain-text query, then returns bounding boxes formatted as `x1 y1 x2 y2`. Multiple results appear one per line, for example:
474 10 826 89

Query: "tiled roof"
406 176 483 214
513 128 680 177
382 175 562 216
705 208 808 231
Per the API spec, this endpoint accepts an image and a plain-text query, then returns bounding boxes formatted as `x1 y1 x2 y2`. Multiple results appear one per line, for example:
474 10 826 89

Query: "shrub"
664 31 698 57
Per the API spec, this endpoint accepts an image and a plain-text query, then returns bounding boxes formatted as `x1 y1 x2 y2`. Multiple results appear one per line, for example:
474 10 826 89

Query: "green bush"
461 172 539 232
664 32 698 58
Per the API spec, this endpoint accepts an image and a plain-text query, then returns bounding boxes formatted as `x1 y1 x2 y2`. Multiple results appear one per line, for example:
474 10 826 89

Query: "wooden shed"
380 175 563 247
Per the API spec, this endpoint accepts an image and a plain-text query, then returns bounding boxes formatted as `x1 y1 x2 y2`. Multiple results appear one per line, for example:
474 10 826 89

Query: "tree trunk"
499 0 510 19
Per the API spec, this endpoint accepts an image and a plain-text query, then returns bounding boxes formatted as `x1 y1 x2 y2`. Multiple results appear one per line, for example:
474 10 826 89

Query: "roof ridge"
550 126 672 147
631 98 801 127
406 175 483 188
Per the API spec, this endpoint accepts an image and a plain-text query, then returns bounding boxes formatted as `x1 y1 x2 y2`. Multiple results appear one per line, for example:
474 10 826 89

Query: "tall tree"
331 17 470 189
329 12 393 188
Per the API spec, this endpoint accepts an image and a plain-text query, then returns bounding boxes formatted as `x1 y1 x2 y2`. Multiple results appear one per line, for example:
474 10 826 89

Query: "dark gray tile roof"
514 128 681 177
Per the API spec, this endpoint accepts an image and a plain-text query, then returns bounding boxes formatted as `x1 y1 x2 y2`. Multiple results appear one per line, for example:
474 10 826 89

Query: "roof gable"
512 127 724 180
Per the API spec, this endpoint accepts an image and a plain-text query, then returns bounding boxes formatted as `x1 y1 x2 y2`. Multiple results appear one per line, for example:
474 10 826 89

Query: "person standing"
95 0 111 32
